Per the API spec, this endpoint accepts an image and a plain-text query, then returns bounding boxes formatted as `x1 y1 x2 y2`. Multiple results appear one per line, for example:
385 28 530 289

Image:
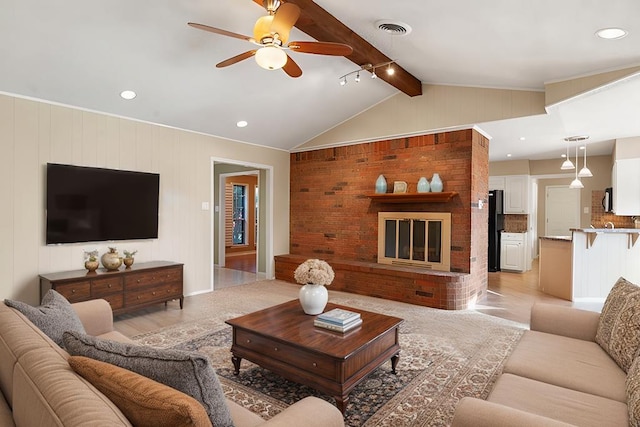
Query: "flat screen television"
46 163 160 244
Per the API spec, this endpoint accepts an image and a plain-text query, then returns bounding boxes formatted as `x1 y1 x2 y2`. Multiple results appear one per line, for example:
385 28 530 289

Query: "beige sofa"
0 299 344 427
452 303 630 426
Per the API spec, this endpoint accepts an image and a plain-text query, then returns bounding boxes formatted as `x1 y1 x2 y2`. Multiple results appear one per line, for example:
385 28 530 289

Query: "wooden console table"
39 261 183 315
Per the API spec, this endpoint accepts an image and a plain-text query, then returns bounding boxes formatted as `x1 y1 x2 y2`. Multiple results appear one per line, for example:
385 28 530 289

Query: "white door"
545 186 580 236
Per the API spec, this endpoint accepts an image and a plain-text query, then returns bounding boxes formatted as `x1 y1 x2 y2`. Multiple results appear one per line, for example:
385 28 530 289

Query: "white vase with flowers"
294 259 335 315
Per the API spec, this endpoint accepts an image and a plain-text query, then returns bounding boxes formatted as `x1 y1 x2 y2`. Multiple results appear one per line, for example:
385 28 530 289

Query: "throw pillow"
627 355 640 427
63 331 234 427
4 289 86 347
68 356 212 427
595 277 640 372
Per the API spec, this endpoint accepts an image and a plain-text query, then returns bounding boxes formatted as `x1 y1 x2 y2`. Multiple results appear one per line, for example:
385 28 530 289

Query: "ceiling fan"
188 0 353 78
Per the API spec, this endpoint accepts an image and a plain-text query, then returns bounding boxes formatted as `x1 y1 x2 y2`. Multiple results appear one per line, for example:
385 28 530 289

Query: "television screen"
46 163 160 244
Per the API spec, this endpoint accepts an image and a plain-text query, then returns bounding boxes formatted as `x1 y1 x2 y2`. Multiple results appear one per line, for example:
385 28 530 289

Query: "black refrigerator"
488 190 504 272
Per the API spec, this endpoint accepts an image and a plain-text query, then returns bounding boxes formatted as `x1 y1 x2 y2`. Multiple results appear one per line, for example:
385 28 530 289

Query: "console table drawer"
235 330 337 379
91 277 123 297
102 293 124 311
55 282 91 302
125 267 182 288
125 283 182 306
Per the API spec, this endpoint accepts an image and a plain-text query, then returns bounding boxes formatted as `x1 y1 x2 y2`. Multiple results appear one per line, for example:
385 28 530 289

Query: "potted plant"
294 259 335 315
123 250 137 268
83 250 99 272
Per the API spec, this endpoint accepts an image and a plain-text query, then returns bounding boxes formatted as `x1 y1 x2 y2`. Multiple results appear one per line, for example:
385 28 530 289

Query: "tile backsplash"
504 214 528 232
591 190 636 228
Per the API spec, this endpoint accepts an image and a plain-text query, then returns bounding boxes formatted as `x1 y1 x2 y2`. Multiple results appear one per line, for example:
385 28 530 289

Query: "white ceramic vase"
298 284 329 315
430 173 443 192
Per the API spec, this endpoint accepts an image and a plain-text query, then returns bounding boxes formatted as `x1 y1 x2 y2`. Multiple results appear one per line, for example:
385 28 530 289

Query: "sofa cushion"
596 277 640 372
68 356 212 427
627 355 640 427
503 330 626 402
488 373 628 427
4 290 85 347
63 331 234 427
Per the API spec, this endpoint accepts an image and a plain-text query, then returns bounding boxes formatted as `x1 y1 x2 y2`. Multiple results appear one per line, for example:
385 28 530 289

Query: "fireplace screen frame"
377 212 451 271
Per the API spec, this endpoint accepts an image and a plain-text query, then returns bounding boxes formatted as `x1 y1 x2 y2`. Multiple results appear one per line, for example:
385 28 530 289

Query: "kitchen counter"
571 228 640 233
539 235 572 242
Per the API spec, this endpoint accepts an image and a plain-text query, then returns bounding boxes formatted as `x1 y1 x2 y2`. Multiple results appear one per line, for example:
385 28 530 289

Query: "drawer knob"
312 362 317 367
274 347 278 351
137 279 141 283
108 284 112 288
152 291 156 296
152 277 156 280
71 289 76 293
246 339 251 343
137 296 141 299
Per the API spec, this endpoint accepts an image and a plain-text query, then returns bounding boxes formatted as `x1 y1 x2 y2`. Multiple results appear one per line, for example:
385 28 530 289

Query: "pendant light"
569 144 584 189
578 145 593 178
560 143 575 170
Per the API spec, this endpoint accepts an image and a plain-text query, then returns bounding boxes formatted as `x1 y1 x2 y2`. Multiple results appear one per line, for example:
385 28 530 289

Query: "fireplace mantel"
368 192 458 203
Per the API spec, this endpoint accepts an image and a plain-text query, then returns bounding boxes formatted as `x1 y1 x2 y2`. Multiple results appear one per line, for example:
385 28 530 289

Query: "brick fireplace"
275 129 489 310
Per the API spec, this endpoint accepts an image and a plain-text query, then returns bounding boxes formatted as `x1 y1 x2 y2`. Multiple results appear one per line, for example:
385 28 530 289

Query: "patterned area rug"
132 280 525 426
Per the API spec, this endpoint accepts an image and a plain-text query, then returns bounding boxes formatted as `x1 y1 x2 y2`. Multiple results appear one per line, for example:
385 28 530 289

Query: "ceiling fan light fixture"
255 46 287 70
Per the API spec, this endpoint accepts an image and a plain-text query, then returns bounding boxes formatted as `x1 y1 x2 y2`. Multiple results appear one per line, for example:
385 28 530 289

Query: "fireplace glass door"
379 212 451 271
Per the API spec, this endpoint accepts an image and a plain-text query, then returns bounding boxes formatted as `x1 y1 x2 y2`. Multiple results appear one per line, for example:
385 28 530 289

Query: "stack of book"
314 308 362 333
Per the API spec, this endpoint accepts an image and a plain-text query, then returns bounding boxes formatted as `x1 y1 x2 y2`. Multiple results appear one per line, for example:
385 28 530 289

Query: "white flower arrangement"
293 259 335 286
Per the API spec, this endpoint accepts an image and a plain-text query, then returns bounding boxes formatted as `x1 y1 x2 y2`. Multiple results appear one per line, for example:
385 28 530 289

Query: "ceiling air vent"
375 20 412 36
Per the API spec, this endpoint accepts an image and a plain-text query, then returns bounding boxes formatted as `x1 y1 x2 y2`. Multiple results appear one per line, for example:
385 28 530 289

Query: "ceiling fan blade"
188 22 252 42
288 41 353 56
270 3 300 44
216 50 257 68
282 54 302 78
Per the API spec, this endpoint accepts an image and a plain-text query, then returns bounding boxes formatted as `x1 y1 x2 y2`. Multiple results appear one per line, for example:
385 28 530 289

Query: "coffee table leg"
391 353 400 374
334 394 349 414
231 356 242 375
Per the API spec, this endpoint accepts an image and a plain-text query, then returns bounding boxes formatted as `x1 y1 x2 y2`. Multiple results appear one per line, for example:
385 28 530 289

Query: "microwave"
602 187 613 212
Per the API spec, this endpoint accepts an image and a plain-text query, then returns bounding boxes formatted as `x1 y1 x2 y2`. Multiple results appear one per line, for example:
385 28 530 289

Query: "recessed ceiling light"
506 154 512 158
596 27 628 40
561 154 567 158
236 120 248 128
120 90 137 100
519 137 526 141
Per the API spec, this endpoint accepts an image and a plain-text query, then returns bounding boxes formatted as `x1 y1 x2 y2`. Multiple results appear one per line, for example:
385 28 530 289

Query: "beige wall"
489 159 530 175
297 84 545 150
0 94 290 303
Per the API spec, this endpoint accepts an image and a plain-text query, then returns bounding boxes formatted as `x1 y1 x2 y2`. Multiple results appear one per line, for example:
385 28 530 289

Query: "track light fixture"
338 60 396 86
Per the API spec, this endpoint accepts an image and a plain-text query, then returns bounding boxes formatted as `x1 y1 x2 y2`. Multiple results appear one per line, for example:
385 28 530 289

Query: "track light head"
355 72 360 83
340 77 347 86
386 64 394 75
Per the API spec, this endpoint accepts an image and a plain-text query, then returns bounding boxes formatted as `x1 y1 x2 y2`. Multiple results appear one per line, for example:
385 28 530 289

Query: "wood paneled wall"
0 94 290 304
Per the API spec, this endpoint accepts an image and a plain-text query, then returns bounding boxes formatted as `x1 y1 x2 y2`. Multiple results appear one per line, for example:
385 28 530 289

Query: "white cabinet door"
501 232 526 271
613 159 640 215
505 175 529 214
489 176 506 191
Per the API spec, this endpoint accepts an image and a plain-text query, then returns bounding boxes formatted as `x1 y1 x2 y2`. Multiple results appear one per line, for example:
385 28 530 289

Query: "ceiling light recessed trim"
236 120 248 128
596 27 628 40
120 90 137 100
375 20 412 36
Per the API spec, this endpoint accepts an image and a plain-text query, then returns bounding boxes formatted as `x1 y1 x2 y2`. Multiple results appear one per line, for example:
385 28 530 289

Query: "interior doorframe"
219 171 259 266
210 157 274 289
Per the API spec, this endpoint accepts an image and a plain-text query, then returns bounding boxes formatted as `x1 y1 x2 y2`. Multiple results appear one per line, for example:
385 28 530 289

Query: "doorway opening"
211 159 273 289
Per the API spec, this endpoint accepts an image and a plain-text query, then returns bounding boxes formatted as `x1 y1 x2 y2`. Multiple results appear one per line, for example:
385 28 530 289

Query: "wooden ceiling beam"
252 0 422 97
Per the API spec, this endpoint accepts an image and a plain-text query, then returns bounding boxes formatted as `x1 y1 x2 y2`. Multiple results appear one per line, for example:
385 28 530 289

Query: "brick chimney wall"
282 128 490 309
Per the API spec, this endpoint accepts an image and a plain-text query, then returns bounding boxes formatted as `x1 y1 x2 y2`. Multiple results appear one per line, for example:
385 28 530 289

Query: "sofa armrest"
451 397 574 427
261 397 344 427
72 299 114 337
530 303 600 341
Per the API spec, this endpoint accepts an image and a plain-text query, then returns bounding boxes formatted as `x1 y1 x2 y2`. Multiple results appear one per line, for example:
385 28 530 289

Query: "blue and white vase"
375 174 387 194
430 173 443 192
417 177 430 193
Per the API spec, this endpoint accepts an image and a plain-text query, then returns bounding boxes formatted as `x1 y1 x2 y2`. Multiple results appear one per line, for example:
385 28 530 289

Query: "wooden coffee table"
225 300 404 413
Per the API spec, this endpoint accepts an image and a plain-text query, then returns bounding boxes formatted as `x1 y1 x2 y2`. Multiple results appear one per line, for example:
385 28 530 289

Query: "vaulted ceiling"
2 0 640 161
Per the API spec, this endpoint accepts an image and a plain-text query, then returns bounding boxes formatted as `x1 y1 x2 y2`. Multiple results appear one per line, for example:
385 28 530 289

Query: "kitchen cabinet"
612 159 640 215
488 175 529 213
501 232 527 272
488 176 505 191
